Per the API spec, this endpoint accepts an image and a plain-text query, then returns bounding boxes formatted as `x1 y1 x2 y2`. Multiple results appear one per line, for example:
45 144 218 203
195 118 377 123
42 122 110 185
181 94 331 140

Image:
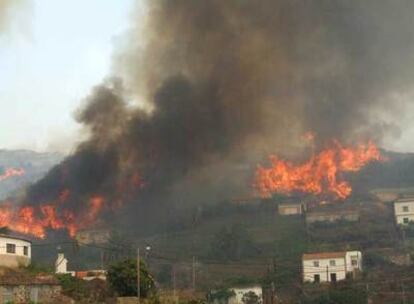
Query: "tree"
209 224 258 260
107 258 156 297
242 291 261 304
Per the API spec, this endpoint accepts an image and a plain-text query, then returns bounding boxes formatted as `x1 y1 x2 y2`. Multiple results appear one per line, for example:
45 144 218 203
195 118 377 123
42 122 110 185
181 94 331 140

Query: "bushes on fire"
107 258 156 297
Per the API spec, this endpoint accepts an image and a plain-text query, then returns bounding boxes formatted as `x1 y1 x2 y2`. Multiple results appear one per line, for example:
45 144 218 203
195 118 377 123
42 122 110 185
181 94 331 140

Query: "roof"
306 210 358 216
279 202 302 207
303 251 346 260
0 234 32 243
395 198 414 204
0 273 59 286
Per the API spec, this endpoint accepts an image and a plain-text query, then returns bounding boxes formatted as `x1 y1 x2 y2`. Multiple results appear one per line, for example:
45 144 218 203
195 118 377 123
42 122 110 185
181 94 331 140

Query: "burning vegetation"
255 140 383 199
0 168 25 181
2 0 414 239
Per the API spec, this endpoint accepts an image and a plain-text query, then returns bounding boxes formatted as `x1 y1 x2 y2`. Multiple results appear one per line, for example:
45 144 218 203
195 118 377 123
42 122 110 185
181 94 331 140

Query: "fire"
0 195 106 239
0 168 25 181
254 140 383 199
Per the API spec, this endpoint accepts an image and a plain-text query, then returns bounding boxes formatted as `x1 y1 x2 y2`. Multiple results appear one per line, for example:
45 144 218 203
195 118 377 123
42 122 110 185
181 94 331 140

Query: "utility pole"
137 248 140 303
192 256 196 292
401 281 406 304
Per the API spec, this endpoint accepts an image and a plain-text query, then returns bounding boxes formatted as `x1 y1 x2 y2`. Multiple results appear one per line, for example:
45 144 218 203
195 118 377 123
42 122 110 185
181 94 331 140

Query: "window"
403 206 409 212
314 274 320 283
313 261 319 267
351 259 358 266
330 273 337 282
23 246 28 256
404 217 410 224
6 243 16 254
329 260 336 266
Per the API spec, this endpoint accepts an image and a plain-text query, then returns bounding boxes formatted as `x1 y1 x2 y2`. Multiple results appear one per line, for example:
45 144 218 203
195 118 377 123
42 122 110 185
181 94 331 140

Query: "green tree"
209 224 258 260
242 291 261 304
107 258 156 297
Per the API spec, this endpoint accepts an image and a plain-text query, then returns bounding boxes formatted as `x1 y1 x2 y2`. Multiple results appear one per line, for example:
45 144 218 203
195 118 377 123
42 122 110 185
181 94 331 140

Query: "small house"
0 273 64 303
302 251 362 283
229 286 263 304
305 210 359 224
278 202 305 216
0 234 31 268
394 198 414 225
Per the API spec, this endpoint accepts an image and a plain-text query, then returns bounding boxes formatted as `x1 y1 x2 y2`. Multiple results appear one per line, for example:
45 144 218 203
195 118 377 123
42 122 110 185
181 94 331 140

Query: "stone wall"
0 284 62 303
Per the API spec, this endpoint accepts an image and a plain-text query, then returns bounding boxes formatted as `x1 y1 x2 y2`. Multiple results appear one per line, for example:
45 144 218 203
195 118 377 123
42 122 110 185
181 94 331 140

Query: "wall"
278 205 301 215
0 285 61 303
302 257 347 283
394 201 414 225
0 236 31 268
305 212 359 224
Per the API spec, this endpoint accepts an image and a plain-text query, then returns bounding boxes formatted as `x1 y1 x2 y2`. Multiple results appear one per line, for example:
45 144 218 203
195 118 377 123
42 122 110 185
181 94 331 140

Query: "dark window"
313 261 319 267
6 243 15 254
329 260 336 266
404 217 409 224
314 274 320 283
330 273 337 282
23 246 28 256
403 206 409 212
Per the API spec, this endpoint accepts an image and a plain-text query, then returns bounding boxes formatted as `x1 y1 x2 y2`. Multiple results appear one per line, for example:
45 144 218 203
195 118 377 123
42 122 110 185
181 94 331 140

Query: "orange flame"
0 168 25 181
254 140 383 199
0 195 106 239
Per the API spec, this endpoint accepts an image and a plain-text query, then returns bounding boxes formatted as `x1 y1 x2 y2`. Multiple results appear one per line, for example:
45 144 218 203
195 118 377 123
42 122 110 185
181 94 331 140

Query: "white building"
228 286 262 304
55 253 68 274
278 202 305 216
394 198 414 225
302 251 362 283
0 234 31 268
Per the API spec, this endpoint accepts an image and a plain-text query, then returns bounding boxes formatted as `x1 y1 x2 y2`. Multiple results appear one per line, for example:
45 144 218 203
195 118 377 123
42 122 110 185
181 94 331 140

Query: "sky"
0 0 141 153
1 1 414 154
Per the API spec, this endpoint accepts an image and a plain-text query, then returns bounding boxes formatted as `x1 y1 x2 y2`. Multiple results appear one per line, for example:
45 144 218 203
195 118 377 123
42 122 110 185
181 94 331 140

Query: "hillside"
0 149 64 199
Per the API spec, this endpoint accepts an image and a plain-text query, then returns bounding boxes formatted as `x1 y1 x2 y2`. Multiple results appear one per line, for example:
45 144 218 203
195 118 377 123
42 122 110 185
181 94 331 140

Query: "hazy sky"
0 0 140 153
1 1 414 154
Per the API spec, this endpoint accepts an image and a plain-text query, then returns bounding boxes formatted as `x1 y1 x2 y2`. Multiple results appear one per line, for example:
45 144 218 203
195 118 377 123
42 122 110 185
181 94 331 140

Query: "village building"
228 286 263 304
305 209 359 224
55 253 106 280
278 202 305 216
0 234 31 268
394 197 414 225
302 251 362 283
0 272 65 303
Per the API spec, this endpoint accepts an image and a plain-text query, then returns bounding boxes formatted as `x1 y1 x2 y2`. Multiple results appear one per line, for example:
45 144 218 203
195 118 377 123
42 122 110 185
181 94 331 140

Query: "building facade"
0 234 31 268
305 210 359 224
229 286 263 304
302 251 362 283
394 198 414 225
278 202 305 216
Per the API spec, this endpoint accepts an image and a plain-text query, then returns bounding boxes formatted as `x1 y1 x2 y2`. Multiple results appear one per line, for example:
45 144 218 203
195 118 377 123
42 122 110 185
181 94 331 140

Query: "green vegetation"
107 258 156 297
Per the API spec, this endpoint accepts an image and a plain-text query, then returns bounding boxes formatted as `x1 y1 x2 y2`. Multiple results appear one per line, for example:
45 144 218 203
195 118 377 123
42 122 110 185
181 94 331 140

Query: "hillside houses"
302 251 362 283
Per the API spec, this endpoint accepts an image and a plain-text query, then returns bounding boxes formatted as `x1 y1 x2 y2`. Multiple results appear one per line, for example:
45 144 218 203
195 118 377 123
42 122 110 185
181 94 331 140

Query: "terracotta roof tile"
303 252 346 260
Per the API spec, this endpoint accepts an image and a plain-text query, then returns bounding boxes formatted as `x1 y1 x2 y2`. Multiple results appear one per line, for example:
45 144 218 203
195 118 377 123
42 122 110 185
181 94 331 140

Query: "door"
330 273 337 282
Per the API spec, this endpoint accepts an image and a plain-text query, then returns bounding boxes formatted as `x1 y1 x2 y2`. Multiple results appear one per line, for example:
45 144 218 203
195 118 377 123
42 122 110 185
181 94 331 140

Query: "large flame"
254 140 383 199
0 168 25 181
0 193 104 238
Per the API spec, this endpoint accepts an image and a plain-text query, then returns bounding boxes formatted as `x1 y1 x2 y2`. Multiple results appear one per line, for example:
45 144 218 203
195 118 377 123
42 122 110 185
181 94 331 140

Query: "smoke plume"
11 0 414 235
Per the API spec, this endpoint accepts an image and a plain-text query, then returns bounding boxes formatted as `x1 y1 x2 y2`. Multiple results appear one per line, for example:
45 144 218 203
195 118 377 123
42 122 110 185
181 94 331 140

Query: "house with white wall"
0 234 31 268
394 198 414 225
228 286 262 304
302 251 362 283
278 202 305 216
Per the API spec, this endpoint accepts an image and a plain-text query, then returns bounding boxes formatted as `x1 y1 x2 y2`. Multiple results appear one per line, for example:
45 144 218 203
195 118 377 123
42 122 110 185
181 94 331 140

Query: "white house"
302 251 362 283
0 234 31 268
394 198 414 225
278 202 305 216
228 286 262 304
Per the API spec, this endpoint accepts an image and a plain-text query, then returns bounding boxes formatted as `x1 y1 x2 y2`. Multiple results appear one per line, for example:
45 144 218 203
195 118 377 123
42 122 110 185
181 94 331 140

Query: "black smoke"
21 0 414 234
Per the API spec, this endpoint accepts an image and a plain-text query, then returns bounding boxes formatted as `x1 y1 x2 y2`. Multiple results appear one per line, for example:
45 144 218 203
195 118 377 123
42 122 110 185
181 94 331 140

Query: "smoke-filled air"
3 0 414 238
